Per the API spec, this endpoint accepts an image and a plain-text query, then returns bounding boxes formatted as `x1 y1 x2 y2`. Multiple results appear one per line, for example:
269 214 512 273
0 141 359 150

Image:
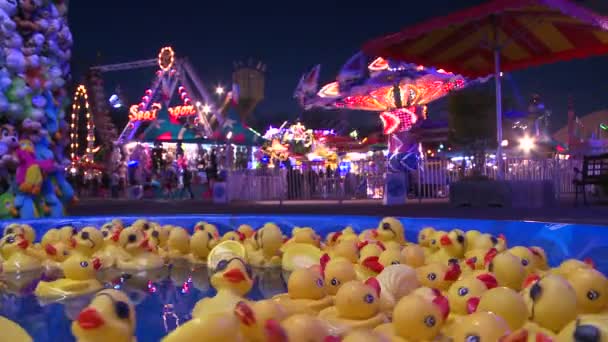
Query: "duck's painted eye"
143 223 150 230
465 335 480 342
458 287 469 296
151 230 159 238
488 262 494 272
216 259 229 272
431 239 436 245
521 258 529 266
80 261 89 268
5 236 15 244
424 315 436 327
490 236 498 245
587 290 599 301
420 234 425 240
364 294 374 304
102 231 108 237
391 261 400 265
427 273 437 281
5 228 13 235
72 228 78 235
331 278 339 286
207 232 213 240
115 301 130 319
128 234 136 243
316 278 324 287
457 235 465 244
81 231 90 240
382 222 390 230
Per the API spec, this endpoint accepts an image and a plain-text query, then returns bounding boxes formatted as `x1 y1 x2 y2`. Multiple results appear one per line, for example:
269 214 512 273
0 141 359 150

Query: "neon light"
158 47 175 72
168 105 197 119
318 82 340 98
380 111 400 135
600 123 608 131
368 57 389 72
129 103 162 121
379 107 419 135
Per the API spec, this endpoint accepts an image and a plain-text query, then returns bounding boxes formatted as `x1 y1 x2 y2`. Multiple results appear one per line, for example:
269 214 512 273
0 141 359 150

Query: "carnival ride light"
216 86 224 95
158 46 175 72
501 139 509 147
518 135 535 153
201 104 212 114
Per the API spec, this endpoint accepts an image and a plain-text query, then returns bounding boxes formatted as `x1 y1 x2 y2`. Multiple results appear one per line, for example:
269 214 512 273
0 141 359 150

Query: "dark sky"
68 0 608 133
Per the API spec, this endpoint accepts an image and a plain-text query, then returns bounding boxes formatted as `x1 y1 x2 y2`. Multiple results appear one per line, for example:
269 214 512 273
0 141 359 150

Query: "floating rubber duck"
40 228 72 268
375 264 419 317
446 272 498 315
285 227 321 248
375 291 449 342
335 227 359 244
566 267 608 314
249 223 283 268
0 316 33 342
1 233 42 273
35 254 102 300
427 230 447 253
472 233 507 252
528 246 550 271
3 223 36 244
508 246 538 276
188 230 218 265
92 225 128 269
147 224 169 251
400 244 425 268
72 227 104 257
342 329 389 342
318 278 388 336
448 311 510 341
356 241 386 280
416 262 461 291
194 222 220 240
191 256 254 319
556 314 608 342
463 248 489 272
233 300 288 342
552 258 594 278
115 226 164 271
427 230 466 264
163 311 244 342
464 230 482 251
71 289 136 342
237 224 255 239
523 274 578 333
282 243 323 272
329 240 359 264
375 217 406 246
475 287 529 331
277 314 335 342
321 254 358 296
166 227 190 261
378 249 405 268
221 230 246 243
273 267 332 315
418 226 436 248
486 250 526 291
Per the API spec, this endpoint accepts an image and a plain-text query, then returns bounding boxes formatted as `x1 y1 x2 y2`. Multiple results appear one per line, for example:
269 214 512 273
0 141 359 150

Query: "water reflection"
0 265 287 341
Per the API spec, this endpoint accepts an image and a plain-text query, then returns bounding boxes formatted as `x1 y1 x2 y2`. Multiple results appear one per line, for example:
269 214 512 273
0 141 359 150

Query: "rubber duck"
286 227 321 248
318 278 388 336
418 226 436 248
399 244 425 268
464 230 482 251
358 228 378 242
279 314 335 342
463 248 489 272
475 287 529 331
375 217 406 246
472 233 507 253
336 227 359 244
375 291 449 342
528 246 550 271
166 227 190 260
486 250 526 291
448 311 510 341
427 231 466 264
508 246 538 276
58 225 79 243
557 314 608 342
446 272 498 315
321 254 358 296
233 300 288 342
249 223 283 268
356 241 386 280
523 274 578 333
0 316 33 342
163 311 244 342
342 329 390 342
1 233 42 273
237 224 255 239
147 224 169 251
188 230 219 265
35 254 102 300
194 222 220 240
3 223 36 244
375 264 419 317
191 257 254 319
71 289 136 342
92 225 128 269
221 230 246 243
427 230 447 253
40 228 72 267
416 262 461 291
281 243 322 271
378 249 405 268
566 267 608 314
72 227 104 257
273 267 333 315
115 226 164 271
329 240 359 264
552 258 593 278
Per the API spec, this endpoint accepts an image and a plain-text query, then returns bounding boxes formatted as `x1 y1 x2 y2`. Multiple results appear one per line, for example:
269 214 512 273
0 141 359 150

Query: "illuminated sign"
168 105 197 119
129 103 161 121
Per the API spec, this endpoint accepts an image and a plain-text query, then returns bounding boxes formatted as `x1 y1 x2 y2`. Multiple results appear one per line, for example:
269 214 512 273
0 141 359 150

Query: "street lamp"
518 135 535 153
215 86 224 96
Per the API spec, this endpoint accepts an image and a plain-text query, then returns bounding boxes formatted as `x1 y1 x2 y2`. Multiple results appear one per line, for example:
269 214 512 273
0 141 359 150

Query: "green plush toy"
0 191 18 219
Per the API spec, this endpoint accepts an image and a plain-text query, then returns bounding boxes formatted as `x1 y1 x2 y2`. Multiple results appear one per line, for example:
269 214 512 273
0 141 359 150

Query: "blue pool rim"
3 214 607 274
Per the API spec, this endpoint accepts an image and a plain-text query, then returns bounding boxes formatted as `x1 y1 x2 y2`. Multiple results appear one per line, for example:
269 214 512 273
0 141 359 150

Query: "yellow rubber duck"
446 272 498 315
249 223 283 268
427 231 465 264
464 229 482 252
463 248 489 273
1 233 42 273
273 267 333 315
329 240 359 264
92 225 129 269
342 329 390 342
188 229 219 265
72 227 104 257
528 246 550 271
375 264 419 317
400 244 425 268
508 246 538 276
557 314 608 342
0 316 33 342
58 225 79 247
356 241 386 280
448 311 510 341
71 289 136 342
378 249 405 268
221 230 247 243
427 230 446 253
566 267 608 314
3 223 36 244
233 300 288 342
115 226 164 271
417 226 436 248
166 227 190 260
285 227 321 248
471 233 507 252
278 314 336 342
475 286 529 331
163 311 244 342
191 256 254 319
416 262 461 291
321 254 358 296
375 217 406 246
374 292 448 342
552 258 594 278
318 278 388 336
147 224 169 252
335 226 359 244
35 254 102 300
194 222 220 240
522 274 578 333
39 228 72 268
236 224 255 239
486 250 526 291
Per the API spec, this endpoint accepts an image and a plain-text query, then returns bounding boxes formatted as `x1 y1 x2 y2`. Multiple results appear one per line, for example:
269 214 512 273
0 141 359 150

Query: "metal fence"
227 157 583 202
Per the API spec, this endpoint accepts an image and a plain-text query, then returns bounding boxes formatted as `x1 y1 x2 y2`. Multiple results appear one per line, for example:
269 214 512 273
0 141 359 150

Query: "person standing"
111 169 120 198
182 167 194 199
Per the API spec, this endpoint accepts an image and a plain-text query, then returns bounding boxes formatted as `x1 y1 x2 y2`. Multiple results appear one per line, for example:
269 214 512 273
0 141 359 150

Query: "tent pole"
494 47 504 180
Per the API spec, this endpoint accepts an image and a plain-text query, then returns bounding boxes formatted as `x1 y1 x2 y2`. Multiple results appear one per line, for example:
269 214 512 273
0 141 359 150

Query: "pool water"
2 214 607 341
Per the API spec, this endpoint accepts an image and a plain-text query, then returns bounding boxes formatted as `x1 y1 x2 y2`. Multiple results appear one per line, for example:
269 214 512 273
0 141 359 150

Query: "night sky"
68 0 608 133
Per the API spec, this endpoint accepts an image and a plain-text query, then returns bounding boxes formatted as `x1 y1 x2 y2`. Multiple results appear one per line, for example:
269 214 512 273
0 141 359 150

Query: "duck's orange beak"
466 296 480 314
440 235 452 246
234 301 256 326
223 268 246 283
18 239 29 249
77 308 105 330
45 244 57 256
92 258 102 270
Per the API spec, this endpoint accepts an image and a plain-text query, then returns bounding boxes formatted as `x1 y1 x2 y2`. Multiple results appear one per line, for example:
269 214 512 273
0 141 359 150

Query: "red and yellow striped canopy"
363 0 608 78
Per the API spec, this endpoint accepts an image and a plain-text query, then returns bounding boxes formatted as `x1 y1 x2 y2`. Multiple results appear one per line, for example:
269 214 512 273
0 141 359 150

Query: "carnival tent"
363 0 608 176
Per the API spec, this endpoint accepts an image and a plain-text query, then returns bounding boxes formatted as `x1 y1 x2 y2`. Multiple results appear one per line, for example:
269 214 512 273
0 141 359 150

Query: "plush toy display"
0 0 72 219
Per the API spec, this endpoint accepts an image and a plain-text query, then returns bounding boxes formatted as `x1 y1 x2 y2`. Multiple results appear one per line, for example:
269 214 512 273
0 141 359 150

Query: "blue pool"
1 215 606 341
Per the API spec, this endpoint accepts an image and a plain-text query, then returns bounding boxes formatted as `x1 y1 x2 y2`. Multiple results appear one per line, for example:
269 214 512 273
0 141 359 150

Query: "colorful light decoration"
158 46 175 72
318 81 340 98
283 122 314 148
70 85 95 163
129 103 162 121
601 123 608 131
368 57 389 72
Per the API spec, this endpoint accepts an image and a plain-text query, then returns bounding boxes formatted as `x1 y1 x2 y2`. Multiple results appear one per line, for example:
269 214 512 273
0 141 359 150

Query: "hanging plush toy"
0 190 18 219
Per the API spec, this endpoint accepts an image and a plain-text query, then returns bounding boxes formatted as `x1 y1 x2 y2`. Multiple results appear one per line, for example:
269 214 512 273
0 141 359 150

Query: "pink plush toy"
15 139 55 195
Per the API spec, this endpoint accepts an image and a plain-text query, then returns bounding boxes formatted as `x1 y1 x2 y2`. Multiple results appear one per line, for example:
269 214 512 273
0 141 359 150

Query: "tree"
448 86 498 177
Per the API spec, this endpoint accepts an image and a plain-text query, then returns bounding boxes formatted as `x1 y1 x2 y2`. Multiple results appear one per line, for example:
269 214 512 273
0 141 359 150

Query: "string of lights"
70 85 96 163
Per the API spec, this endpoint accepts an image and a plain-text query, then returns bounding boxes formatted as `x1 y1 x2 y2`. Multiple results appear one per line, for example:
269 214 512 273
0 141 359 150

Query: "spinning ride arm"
181 59 224 126
90 59 158 73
